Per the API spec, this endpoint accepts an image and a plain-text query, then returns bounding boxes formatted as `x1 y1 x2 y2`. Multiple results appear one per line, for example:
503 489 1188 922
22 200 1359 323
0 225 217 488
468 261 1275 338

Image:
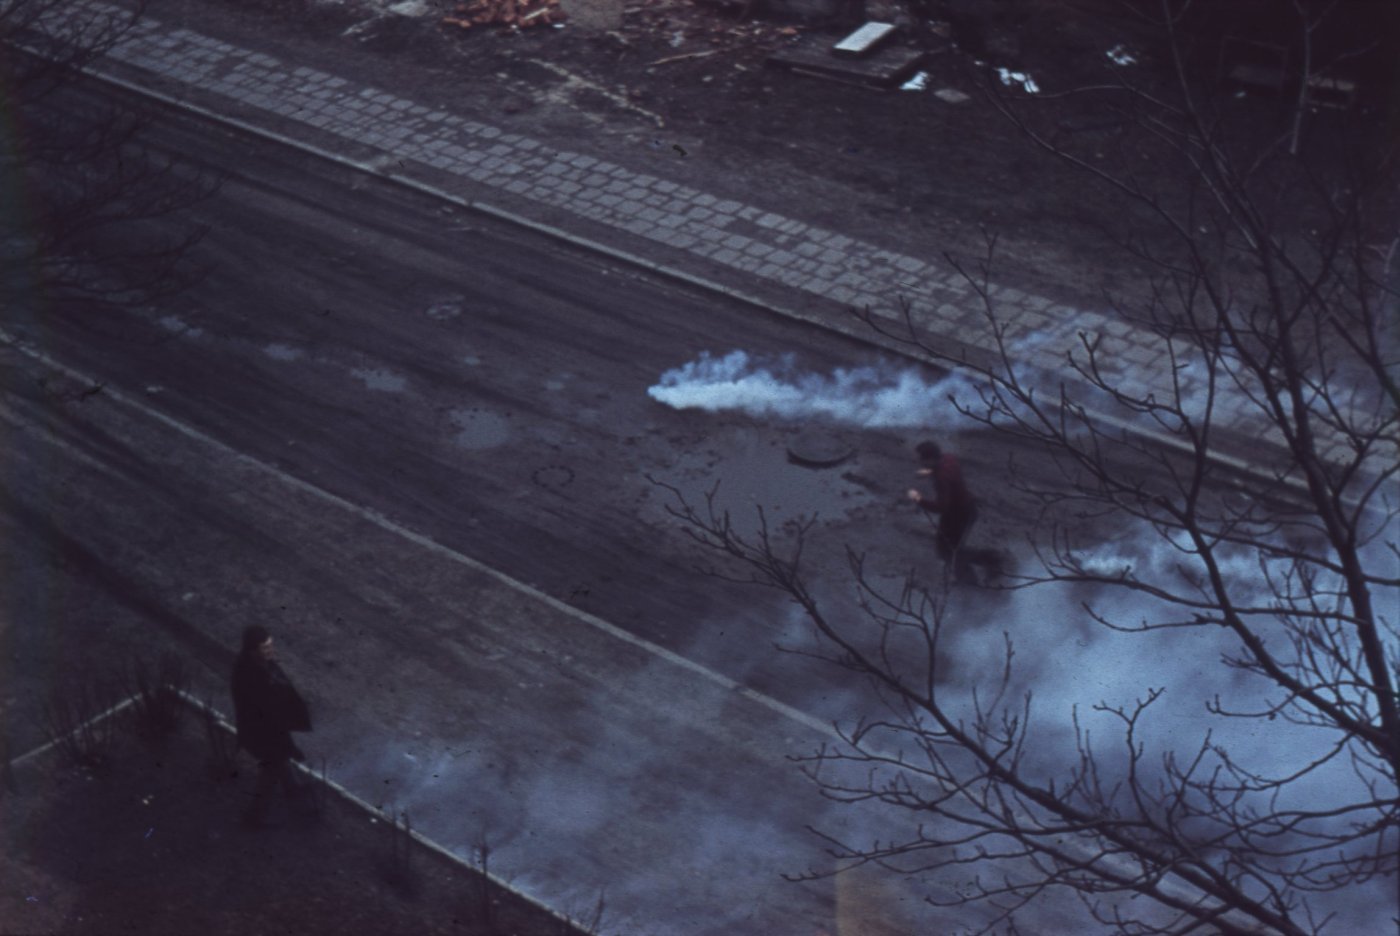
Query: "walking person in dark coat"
231 625 313 826
907 439 979 580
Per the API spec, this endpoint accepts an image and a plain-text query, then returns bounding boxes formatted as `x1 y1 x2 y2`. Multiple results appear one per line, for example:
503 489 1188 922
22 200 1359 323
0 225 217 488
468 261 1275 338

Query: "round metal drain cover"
786 431 855 468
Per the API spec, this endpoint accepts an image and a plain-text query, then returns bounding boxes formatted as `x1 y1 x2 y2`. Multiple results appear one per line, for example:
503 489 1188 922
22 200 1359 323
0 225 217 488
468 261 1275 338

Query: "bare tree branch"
662 2 1396 931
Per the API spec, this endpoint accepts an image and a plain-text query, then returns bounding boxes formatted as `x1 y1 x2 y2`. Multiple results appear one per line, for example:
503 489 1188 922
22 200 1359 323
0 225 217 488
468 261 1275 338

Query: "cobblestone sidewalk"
30 1 1368 466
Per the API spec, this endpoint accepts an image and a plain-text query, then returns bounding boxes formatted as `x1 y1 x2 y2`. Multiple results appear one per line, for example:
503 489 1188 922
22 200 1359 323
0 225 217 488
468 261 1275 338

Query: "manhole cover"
425 294 465 320
786 431 855 468
532 465 575 488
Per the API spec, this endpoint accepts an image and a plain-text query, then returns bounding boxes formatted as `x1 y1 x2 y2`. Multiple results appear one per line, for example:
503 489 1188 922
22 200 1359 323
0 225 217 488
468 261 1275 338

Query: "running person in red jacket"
906 440 978 564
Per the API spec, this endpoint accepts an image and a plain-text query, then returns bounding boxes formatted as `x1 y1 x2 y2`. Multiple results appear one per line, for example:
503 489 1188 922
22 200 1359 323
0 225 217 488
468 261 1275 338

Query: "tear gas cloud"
646 344 1245 442
999 324 1386 437
647 350 985 429
751 505 1396 932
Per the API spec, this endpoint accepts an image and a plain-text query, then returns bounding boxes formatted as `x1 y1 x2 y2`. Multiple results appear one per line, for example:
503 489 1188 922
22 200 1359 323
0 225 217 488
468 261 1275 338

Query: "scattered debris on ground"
442 0 566 31
766 21 934 89
621 0 801 56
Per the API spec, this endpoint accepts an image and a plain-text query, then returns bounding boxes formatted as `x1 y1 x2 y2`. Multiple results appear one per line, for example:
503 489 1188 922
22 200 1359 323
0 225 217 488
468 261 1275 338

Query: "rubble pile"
622 0 798 49
442 0 567 31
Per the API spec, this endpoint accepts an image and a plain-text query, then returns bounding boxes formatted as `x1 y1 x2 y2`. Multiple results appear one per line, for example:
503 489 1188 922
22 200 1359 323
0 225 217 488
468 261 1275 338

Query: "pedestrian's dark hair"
916 440 942 465
241 625 272 655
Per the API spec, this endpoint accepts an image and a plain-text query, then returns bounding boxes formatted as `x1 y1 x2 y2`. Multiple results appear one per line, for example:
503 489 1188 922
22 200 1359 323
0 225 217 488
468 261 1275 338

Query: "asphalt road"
10 82 985 705
3 80 1063 934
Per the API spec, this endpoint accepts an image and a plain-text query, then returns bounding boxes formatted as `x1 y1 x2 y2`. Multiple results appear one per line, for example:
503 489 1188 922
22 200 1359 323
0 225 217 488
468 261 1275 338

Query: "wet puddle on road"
351 367 409 393
157 314 203 338
449 407 511 450
263 342 304 361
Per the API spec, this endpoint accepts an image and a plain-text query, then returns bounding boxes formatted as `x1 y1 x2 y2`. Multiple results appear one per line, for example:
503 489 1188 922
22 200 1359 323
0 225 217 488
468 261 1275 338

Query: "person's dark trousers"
936 503 978 561
938 504 979 584
244 756 302 826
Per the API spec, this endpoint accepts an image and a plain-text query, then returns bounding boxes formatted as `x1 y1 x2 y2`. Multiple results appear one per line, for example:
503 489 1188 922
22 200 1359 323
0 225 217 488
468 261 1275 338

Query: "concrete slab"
785 430 856 468
766 37 925 89
832 21 896 58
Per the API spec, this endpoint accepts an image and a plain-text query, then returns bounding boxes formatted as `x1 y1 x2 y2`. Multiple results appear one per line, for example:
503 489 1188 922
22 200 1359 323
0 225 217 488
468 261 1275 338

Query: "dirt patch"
1 699 588 936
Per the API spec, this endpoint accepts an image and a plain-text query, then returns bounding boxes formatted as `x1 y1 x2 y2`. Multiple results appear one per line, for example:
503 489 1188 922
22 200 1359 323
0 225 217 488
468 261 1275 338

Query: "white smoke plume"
647 350 985 429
